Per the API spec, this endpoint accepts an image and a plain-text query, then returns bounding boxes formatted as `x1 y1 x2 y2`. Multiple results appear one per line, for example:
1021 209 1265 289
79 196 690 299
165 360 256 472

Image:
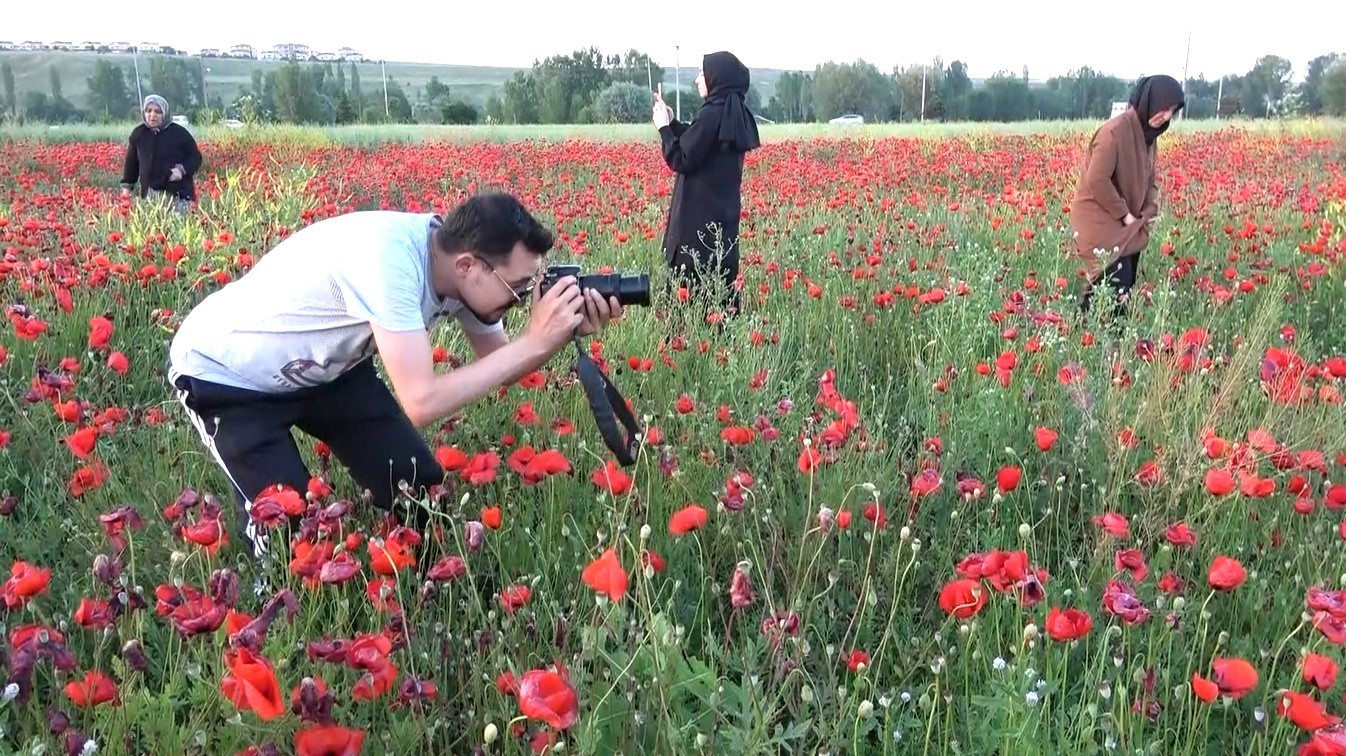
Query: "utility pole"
132 45 143 104
920 64 927 122
675 45 681 121
1216 75 1223 120
1180 30 1191 119
381 59 389 118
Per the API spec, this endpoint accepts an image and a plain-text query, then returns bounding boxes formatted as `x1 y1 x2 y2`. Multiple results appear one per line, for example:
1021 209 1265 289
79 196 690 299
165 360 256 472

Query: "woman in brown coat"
1070 74 1186 321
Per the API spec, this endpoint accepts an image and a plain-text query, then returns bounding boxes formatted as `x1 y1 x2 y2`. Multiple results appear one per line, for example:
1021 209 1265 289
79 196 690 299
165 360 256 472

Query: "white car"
829 114 864 125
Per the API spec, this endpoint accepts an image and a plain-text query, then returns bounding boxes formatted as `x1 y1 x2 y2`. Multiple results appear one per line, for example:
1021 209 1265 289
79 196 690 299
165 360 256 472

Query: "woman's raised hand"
652 88 672 129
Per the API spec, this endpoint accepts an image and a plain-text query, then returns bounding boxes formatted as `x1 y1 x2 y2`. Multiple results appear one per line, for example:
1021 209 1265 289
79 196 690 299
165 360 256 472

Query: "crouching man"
167 193 623 559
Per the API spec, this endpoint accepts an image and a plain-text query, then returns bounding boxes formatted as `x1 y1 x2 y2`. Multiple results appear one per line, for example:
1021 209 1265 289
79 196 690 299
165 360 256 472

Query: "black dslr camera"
538 264 651 307
539 264 648 467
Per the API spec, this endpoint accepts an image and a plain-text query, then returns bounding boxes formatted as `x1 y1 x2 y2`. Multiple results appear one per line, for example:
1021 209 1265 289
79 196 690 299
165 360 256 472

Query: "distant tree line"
2 48 1345 126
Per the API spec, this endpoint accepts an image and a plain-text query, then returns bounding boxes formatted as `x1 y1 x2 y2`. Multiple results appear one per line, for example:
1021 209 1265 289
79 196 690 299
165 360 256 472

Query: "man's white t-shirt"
168 211 503 393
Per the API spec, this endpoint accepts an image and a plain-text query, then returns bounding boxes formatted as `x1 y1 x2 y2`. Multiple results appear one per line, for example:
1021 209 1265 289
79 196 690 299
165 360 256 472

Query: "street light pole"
675 45 681 121
1180 30 1191 119
382 59 389 118
132 46 143 104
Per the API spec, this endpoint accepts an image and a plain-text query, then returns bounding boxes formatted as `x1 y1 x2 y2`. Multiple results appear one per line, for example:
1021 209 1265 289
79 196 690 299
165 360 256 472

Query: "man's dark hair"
436 193 554 265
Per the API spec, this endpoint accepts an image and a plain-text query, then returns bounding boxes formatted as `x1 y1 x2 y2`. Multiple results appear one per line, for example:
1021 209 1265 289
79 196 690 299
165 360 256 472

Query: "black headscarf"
1128 75 1186 145
699 51 761 152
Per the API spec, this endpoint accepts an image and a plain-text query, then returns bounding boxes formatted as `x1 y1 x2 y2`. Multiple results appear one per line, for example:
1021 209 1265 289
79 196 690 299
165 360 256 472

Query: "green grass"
2 122 1346 755
6 115 1346 146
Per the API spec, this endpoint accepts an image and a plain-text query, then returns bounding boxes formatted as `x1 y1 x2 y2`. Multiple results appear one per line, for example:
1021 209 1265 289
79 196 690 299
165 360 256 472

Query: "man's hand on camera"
522 276 585 354
576 287 624 337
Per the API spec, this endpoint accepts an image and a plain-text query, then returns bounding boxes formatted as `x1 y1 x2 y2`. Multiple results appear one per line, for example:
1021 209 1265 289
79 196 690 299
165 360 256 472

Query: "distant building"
264 43 311 61
0 38 373 65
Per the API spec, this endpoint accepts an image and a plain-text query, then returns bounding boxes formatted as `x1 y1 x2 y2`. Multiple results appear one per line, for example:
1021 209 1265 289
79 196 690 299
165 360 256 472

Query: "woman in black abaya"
653 50 761 316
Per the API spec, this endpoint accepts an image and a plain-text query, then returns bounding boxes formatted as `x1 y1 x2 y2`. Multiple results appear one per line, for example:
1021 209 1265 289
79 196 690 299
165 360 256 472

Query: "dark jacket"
120 122 203 201
657 118 747 288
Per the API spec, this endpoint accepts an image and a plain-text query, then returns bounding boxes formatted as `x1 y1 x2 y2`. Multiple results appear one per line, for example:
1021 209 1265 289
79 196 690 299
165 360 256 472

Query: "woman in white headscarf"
120 94 203 213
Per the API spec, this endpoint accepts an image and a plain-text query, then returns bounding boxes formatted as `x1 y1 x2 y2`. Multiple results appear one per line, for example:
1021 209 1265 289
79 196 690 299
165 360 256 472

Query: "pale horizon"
7 0 1341 83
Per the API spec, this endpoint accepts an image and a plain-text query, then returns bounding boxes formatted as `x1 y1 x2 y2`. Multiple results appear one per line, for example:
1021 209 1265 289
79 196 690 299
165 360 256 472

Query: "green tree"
774 71 813 122
334 91 357 124
269 62 335 123
22 91 49 120
1301 54 1340 115
147 55 201 113
943 60 973 120
666 87 702 118
349 63 364 114
968 71 1035 122
1244 54 1294 117
1322 60 1346 116
531 47 611 123
484 94 504 123
2 61 14 116
893 62 945 121
441 101 478 124
606 49 664 89
383 79 413 122
87 60 134 118
502 70 539 124
811 60 891 121
593 81 650 123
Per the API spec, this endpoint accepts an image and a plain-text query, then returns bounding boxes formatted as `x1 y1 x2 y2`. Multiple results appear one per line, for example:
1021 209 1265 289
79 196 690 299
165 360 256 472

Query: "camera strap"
571 334 642 467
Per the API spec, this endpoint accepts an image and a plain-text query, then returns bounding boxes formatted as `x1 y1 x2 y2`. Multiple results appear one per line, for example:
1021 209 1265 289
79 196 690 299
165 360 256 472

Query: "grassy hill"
0 50 792 110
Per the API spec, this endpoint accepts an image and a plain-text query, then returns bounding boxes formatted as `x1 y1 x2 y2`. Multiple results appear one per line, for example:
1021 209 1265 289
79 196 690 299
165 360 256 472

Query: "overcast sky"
7 0 1340 82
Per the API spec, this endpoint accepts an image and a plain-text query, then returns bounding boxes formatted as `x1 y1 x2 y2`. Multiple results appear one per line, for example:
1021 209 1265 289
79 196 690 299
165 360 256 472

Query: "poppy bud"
63 730 91 756
121 639 147 673
465 521 485 551
93 554 121 585
48 708 70 733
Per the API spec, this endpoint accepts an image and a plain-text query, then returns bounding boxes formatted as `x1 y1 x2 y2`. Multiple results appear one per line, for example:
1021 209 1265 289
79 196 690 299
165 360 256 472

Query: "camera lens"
616 273 650 307
576 273 650 307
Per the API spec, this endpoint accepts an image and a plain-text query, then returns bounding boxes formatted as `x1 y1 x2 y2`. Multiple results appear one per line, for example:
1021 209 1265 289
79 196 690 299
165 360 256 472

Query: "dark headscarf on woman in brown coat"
1068 75 1185 281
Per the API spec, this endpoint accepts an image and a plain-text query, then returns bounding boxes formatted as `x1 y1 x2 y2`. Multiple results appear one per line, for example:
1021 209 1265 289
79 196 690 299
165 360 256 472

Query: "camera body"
538 264 651 307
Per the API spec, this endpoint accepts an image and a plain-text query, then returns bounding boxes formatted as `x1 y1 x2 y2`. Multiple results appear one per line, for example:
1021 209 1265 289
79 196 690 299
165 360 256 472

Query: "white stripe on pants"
168 366 270 561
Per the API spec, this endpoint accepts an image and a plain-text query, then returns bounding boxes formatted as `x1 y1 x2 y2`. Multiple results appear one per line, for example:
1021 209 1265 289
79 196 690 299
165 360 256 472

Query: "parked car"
828 114 864 125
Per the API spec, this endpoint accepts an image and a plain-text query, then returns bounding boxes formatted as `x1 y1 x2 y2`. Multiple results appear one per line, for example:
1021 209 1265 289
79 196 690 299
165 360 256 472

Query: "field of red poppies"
1 123 1346 755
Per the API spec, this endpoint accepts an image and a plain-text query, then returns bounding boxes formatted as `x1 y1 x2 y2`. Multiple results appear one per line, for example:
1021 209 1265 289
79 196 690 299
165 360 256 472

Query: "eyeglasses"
474 255 541 305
